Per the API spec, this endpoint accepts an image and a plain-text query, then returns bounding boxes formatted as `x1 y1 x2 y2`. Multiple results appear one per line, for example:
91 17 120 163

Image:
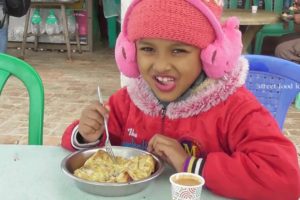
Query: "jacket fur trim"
127 56 249 119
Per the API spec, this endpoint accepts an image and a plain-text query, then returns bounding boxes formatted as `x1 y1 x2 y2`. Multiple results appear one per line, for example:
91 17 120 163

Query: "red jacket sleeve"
202 98 300 200
60 88 131 151
61 120 79 151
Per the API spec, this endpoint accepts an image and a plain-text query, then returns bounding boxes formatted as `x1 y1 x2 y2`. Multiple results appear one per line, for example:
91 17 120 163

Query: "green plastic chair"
224 0 251 9
0 53 44 145
254 0 295 54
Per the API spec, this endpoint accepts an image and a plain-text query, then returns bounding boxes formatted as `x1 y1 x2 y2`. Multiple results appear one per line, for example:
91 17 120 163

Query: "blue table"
0 145 230 200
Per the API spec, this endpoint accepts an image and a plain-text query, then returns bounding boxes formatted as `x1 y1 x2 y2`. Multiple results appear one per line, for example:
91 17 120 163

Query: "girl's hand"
147 134 189 172
78 101 110 143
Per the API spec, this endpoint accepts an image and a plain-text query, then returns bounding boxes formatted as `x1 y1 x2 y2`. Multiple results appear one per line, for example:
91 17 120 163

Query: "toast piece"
74 150 155 183
127 154 155 181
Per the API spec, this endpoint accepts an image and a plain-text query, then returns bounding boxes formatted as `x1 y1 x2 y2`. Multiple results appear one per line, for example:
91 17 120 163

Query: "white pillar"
121 0 132 25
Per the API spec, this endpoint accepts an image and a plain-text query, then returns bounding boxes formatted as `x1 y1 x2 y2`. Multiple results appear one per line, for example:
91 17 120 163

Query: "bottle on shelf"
45 9 60 35
31 9 42 35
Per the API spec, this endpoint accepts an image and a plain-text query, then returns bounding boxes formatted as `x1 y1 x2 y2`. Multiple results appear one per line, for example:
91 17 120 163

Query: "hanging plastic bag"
102 0 120 18
75 10 87 36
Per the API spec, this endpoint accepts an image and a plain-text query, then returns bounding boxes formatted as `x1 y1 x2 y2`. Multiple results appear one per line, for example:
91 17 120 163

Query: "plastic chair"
0 53 44 145
224 0 251 9
244 54 300 129
253 0 295 54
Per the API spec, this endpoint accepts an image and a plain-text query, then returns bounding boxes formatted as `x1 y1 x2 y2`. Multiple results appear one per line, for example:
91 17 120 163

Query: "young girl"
62 0 300 199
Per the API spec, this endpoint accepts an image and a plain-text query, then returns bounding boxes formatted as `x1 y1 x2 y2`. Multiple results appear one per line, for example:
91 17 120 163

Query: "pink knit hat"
126 0 223 49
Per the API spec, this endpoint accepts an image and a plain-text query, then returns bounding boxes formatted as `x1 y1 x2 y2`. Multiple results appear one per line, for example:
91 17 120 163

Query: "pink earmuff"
201 17 243 78
115 0 242 79
115 32 139 77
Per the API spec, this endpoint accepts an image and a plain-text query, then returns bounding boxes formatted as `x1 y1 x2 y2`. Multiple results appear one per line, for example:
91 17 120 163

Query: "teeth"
156 76 174 83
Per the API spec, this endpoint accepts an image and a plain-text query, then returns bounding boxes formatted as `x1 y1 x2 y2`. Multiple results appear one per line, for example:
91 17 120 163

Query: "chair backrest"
253 0 294 14
244 54 300 130
264 0 284 13
224 0 251 9
265 0 295 32
0 53 44 145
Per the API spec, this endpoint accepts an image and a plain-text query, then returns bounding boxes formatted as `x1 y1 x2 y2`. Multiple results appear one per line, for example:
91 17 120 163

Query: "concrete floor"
0 46 299 162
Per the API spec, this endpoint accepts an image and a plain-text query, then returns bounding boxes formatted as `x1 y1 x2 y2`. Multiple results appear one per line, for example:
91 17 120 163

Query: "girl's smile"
136 38 202 102
153 75 176 92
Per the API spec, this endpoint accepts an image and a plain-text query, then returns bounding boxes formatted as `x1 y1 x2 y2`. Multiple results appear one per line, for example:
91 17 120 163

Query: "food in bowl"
61 147 165 196
74 150 155 183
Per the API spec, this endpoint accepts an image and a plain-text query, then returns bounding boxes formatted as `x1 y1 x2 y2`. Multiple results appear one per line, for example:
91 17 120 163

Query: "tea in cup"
170 172 205 200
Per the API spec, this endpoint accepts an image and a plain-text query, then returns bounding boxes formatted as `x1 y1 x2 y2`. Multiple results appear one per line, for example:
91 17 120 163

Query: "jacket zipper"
160 106 167 133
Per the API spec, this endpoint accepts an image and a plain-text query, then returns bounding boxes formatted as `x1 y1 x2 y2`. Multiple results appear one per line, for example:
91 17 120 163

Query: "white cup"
170 172 205 200
252 5 258 14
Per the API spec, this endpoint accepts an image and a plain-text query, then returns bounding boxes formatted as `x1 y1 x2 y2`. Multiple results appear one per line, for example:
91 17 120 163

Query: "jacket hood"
126 56 249 119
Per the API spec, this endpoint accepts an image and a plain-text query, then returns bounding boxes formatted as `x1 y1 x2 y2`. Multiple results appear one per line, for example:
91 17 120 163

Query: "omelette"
74 150 155 183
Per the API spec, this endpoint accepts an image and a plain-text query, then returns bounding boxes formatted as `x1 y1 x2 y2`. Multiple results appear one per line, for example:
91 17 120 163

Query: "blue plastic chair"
0 53 44 145
244 54 300 129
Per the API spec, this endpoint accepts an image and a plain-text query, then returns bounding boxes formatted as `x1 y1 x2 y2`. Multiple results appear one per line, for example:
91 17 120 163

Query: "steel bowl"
61 146 165 197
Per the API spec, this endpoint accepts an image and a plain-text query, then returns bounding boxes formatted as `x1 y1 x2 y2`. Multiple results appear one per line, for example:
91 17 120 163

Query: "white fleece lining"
127 56 249 119
71 124 100 150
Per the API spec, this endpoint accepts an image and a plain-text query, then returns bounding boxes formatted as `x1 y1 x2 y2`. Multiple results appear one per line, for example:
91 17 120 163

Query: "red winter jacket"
62 57 300 200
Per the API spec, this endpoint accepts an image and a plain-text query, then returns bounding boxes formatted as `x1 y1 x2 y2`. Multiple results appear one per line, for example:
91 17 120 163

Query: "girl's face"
136 38 202 102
